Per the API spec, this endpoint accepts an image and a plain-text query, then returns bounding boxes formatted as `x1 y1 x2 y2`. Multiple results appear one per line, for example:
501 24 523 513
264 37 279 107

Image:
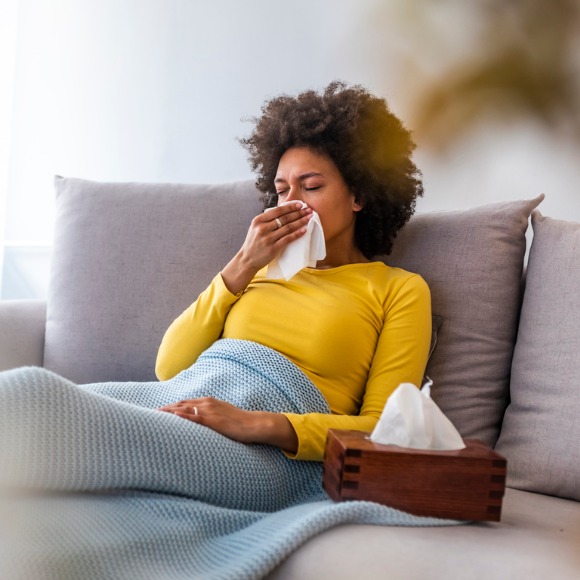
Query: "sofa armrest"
0 300 47 371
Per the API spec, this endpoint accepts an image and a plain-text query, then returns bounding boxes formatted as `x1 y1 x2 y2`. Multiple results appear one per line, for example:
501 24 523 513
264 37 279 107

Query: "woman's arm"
283 274 432 460
155 274 241 380
156 202 312 380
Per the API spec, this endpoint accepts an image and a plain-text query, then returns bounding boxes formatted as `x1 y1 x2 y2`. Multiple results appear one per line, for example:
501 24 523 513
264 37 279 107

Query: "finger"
159 399 199 412
264 202 310 228
277 201 308 220
272 213 312 241
172 403 204 419
274 225 309 247
159 402 182 411
173 411 203 423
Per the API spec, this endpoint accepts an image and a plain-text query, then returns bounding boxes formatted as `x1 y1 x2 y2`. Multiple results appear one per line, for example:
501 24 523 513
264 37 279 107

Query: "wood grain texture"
323 430 507 521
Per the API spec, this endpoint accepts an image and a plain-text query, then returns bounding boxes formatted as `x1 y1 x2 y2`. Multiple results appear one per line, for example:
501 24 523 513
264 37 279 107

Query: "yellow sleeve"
155 273 241 380
282 275 432 461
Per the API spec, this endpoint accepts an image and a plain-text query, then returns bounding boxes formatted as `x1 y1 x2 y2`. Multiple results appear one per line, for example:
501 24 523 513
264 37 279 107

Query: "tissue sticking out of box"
369 382 466 450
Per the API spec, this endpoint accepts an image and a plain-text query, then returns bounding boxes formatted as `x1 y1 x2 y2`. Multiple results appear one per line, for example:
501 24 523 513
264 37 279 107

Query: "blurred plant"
380 0 580 149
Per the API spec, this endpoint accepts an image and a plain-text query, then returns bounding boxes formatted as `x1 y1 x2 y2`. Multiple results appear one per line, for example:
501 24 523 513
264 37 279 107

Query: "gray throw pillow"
495 211 580 501
44 177 263 383
387 196 544 447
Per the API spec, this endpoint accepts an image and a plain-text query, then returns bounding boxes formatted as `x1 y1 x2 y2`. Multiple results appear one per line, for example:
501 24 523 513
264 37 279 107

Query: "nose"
285 185 302 203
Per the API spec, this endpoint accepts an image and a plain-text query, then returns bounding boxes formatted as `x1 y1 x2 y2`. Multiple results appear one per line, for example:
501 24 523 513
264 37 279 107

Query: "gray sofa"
1 177 579 579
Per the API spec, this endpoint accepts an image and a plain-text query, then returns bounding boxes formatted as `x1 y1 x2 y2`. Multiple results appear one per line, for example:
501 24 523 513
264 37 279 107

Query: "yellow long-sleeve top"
156 262 431 461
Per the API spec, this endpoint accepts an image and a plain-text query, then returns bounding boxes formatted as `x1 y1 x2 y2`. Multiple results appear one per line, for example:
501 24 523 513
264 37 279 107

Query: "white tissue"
265 202 326 281
369 382 466 450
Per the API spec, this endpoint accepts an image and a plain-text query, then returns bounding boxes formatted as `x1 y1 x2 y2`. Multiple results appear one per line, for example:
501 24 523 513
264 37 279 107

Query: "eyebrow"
274 172 324 183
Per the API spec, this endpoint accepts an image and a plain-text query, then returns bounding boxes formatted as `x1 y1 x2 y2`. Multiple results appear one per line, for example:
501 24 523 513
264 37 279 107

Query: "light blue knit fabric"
0 339 461 579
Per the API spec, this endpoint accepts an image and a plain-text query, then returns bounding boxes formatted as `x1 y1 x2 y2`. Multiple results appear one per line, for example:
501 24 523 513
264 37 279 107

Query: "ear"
352 198 364 212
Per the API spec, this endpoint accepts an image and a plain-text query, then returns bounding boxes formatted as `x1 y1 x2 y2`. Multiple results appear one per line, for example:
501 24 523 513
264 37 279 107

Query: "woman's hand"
220 201 312 295
158 397 299 453
240 201 312 271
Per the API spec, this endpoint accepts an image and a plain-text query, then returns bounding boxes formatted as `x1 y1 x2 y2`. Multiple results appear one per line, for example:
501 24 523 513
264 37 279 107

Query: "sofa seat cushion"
269 489 580 579
387 196 543 446
495 211 580 501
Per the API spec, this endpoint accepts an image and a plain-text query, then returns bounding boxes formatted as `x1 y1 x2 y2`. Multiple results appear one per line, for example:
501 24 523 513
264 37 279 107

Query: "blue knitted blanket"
0 339 459 579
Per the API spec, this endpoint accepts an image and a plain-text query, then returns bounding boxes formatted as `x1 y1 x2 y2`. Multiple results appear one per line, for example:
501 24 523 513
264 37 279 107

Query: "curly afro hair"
240 81 423 258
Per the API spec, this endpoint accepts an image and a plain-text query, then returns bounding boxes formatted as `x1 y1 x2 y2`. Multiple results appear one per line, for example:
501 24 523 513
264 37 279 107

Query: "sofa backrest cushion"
495 211 580 501
44 177 263 383
388 196 543 447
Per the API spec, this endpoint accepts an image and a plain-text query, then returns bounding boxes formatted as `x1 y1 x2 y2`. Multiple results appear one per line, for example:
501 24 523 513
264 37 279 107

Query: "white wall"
415 124 580 218
3 0 580 298
0 0 20 294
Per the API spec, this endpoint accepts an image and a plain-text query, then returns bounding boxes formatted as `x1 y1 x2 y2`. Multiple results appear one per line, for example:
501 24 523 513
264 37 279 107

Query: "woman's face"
274 147 363 251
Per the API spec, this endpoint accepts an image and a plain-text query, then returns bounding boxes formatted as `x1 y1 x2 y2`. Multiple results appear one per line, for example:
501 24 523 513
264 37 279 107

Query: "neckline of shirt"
302 261 387 275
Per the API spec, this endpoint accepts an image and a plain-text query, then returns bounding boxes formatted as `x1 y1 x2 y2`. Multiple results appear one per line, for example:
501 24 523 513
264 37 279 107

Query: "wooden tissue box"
323 429 507 521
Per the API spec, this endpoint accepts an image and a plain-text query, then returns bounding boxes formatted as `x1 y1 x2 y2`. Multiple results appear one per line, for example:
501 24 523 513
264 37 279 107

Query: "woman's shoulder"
366 262 429 298
342 261 425 285
304 261 428 300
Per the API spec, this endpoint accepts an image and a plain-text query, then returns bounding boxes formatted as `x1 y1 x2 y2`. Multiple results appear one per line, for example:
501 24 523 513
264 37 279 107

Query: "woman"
156 81 431 462
0 82 438 579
